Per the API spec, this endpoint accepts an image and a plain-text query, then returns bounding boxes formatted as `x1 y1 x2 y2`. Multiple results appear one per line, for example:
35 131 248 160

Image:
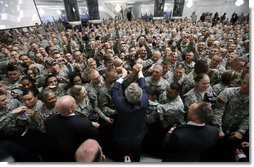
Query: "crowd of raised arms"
0 11 249 162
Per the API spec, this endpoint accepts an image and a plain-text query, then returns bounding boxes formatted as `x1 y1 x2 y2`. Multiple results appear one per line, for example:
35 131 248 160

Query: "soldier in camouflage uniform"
209 73 249 162
48 59 70 84
167 63 187 86
180 51 195 75
18 54 48 88
145 63 169 100
145 88 160 125
161 60 173 81
141 50 162 76
43 74 67 97
97 69 119 157
11 88 44 133
0 49 13 76
85 69 112 123
18 54 48 77
142 87 162 156
81 58 97 83
212 70 240 95
158 82 185 129
35 89 57 133
68 85 94 118
98 69 118 121
182 60 209 94
213 73 249 139
183 73 214 110
0 90 21 138
2 65 23 100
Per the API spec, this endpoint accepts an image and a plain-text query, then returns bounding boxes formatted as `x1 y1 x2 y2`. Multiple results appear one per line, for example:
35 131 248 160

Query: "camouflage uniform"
54 70 70 84
212 82 227 96
44 83 67 98
208 69 221 86
34 105 56 133
0 98 21 135
180 61 195 75
182 70 196 94
145 76 170 99
27 63 49 88
214 64 226 76
75 96 94 117
34 63 49 81
81 68 92 83
142 59 154 69
21 100 44 132
158 91 185 126
146 100 160 124
85 79 107 120
2 76 23 100
213 87 249 134
2 76 22 90
98 83 117 117
0 59 10 76
183 86 214 109
169 62 177 73
239 53 249 63
167 72 187 86
162 70 173 82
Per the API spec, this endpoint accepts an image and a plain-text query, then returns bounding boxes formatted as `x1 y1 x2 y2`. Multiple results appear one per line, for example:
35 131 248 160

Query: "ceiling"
34 0 236 7
34 0 242 7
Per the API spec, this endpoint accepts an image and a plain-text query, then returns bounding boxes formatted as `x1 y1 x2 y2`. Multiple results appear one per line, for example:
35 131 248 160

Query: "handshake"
133 63 143 73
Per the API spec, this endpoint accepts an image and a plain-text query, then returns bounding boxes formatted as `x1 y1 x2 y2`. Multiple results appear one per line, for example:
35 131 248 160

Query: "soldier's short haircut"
19 53 29 59
21 76 33 83
194 60 209 74
170 82 182 93
6 65 19 72
147 87 161 96
105 68 118 78
40 89 55 102
44 74 58 87
22 88 37 97
175 62 185 69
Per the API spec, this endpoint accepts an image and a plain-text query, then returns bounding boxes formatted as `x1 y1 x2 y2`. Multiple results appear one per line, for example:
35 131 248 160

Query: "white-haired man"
111 64 149 162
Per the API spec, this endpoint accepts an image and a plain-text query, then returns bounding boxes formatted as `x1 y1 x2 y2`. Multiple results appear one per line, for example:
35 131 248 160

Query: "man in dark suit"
45 95 99 162
162 101 219 162
111 64 149 162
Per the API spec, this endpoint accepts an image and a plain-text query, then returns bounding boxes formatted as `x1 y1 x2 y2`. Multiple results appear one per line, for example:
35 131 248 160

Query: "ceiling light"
115 4 121 13
57 10 62 15
186 0 193 8
235 0 244 6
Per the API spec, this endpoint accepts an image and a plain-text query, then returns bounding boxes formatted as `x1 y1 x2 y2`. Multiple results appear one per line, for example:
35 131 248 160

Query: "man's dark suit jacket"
111 77 149 147
45 114 99 161
162 124 219 162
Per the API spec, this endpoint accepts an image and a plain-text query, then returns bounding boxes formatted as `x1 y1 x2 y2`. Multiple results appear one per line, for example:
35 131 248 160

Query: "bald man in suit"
75 139 105 162
45 95 99 161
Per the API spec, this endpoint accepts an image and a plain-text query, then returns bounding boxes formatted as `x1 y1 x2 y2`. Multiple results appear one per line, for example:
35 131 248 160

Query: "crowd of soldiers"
0 11 249 162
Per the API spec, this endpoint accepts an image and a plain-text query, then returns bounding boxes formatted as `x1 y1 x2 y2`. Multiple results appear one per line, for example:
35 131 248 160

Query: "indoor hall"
0 0 251 163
